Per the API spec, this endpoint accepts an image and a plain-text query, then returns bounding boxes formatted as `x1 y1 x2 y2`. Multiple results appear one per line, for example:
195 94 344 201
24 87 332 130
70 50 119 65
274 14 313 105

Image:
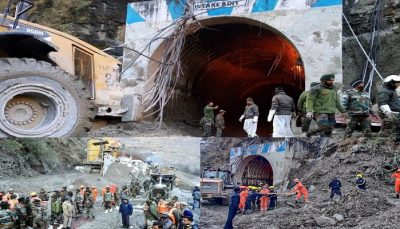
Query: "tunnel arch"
235 155 273 187
147 16 305 137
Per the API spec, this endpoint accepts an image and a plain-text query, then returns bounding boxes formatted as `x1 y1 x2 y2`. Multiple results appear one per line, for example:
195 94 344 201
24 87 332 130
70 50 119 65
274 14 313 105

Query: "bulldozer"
84 138 121 174
200 167 235 205
0 0 139 137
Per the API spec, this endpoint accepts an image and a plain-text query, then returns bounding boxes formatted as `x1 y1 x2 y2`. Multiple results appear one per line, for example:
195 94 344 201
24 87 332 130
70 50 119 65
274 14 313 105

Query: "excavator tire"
0 58 94 137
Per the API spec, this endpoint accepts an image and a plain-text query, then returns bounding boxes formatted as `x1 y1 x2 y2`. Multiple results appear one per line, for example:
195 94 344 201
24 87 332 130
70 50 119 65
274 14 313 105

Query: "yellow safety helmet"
30 192 37 196
269 186 274 189
356 173 363 178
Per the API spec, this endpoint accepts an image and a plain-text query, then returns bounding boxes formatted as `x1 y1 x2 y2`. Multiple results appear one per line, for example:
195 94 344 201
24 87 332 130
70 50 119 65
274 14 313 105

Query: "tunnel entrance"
150 17 305 136
236 155 273 186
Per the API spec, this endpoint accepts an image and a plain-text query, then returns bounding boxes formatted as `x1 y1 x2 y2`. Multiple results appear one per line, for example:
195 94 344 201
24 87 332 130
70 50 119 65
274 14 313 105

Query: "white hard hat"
384 75 400 83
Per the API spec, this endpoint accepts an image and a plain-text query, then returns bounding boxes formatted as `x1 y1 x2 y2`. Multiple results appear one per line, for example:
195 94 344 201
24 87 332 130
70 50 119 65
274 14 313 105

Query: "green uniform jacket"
306 84 345 113
297 91 308 112
203 105 215 121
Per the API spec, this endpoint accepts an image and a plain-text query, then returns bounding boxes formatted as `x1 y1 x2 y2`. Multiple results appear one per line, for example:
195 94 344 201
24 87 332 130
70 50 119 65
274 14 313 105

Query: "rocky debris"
22 0 132 51
314 216 336 227
87 119 202 137
333 213 344 222
200 136 400 228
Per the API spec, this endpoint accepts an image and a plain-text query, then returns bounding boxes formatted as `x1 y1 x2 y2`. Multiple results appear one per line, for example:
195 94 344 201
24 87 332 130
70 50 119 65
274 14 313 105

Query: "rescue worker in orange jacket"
91 186 98 202
238 186 248 212
391 169 400 199
291 178 309 203
157 198 168 214
259 186 270 211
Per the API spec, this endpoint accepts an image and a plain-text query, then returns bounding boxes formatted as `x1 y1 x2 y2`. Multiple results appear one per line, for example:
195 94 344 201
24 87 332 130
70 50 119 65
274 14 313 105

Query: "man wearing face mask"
306 74 346 137
377 75 400 141
341 79 372 138
239 97 259 137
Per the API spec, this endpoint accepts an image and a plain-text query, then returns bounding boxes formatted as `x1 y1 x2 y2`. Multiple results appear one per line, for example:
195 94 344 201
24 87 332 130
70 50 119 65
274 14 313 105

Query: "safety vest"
168 208 176 225
157 200 168 214
92 188 98 201
260 189 270 197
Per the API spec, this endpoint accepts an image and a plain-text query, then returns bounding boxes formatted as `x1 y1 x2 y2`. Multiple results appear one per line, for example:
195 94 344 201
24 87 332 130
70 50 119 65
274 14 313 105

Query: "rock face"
25 0 133 51
343 0 400 96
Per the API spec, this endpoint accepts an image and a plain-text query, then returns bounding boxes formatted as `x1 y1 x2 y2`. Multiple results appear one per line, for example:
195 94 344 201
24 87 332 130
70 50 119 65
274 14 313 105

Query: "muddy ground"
199 137 400 228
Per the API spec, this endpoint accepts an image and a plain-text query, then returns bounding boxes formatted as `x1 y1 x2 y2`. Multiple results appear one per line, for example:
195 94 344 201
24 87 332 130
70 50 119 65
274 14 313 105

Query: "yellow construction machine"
0 0 138 137
84 138 121 173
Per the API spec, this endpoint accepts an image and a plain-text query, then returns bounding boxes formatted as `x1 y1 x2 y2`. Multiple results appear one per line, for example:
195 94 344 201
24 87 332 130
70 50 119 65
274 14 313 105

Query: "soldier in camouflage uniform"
341 79 372 137
201 101 219 137
83 188 95 219
306 74 346 137
103 187 114 213
60 186 68 203
377 75 400 141
15 196 28 229
297 82 320 133
32 198 47 229
74 188 84 215
215 110 226 137
38 188 49 202
0 201 16 229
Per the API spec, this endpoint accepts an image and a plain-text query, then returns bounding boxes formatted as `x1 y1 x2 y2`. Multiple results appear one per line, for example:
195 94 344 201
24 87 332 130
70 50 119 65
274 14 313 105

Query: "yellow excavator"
0 0 139 137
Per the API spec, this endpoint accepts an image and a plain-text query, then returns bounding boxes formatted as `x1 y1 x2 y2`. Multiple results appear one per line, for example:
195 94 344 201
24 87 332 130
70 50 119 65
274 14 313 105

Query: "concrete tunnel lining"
147 17 305 136
235 155 273 187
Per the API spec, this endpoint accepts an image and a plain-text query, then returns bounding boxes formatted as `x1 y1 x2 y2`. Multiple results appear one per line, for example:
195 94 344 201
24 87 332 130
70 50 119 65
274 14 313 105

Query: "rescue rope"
342 13 384 81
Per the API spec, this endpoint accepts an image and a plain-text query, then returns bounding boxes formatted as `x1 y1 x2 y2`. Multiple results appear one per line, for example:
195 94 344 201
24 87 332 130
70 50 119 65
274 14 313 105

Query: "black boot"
396 194 399 199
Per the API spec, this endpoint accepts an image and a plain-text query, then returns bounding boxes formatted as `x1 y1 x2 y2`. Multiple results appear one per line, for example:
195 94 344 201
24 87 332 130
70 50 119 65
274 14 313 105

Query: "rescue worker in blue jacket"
328 177 342 198
268 186 278 210
223 186 240 229
355 174 367 190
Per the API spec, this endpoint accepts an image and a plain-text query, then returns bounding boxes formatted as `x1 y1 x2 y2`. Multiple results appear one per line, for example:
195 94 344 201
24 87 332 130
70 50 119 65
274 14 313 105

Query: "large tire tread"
0 58 95 137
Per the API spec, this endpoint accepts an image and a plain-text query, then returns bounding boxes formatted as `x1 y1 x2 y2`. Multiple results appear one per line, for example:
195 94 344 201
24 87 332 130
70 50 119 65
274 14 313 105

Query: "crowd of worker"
223 170 400 229
201 74 400 141
0 184 199 229
143 187 200 229
0 185 100 229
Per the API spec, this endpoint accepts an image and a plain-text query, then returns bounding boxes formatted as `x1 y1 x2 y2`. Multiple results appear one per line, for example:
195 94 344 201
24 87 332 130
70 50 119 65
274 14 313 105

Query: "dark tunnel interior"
151 17 305 136
237 155 273 186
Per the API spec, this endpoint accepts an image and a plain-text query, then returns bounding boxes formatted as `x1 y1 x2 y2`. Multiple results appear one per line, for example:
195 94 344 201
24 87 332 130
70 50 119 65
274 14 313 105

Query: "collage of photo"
1 0 400 228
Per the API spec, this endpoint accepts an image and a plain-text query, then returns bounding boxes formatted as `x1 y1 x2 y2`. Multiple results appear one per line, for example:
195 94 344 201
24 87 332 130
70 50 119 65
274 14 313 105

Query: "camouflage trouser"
307 113 335 137
301 111 312 133
86 207 94 218
379 113 400 140
50 212 62 224
344 115 371 137
33 220 46 229
215 127 223 137
202 122 212 137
